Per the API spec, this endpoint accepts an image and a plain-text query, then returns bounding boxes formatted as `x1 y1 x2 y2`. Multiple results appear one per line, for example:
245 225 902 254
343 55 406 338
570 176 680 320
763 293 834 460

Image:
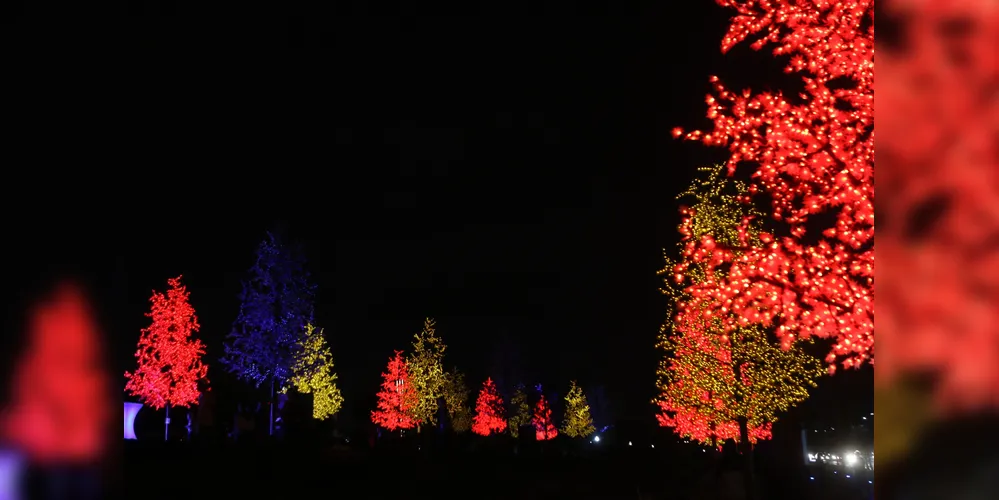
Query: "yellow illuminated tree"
285 323 344 420
561 380 596 438
443 367 472 433
406 317 447 429
507 384 530 438
655 165 824 447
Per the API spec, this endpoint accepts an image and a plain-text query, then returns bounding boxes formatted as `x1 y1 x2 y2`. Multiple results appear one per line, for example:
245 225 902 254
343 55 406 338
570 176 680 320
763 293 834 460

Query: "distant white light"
862 417 867 420
868 481 873 484
844 453 859 467
593 435 600 442
651 444 655 449
846 475 851 479
809 477 815 481
628 441 632 446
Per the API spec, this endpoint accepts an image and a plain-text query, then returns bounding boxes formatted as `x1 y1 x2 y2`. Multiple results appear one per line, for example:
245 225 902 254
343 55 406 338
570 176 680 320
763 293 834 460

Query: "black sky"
4 2 871 430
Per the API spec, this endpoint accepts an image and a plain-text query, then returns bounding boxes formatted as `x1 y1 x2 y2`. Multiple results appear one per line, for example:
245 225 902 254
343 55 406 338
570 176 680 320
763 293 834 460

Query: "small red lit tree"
125 276 209 440
371 351 419 432
471 377 507 436
671 0 875 374
533 394 557 441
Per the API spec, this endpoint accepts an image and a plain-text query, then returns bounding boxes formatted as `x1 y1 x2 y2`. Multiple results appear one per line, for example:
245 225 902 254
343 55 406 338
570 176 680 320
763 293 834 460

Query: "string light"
671 0 875 373
471 377 507 436
125 276 209 410
561 380 596 438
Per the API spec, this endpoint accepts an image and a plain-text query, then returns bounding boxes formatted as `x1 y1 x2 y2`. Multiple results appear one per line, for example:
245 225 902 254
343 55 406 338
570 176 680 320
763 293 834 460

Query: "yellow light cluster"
561 380 596 438
288 323 344 420
443 367 472 433
406 317 448 427
507 386 531 438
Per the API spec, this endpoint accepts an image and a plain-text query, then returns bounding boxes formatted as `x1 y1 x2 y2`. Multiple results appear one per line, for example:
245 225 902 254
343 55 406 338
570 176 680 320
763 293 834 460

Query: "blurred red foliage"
877 0 999 411
2 283 109 464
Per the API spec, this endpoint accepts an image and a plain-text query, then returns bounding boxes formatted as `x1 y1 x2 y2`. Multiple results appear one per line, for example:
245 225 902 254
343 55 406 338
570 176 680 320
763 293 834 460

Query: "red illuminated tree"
124 276 209 440
671 0 875 374
3 283 111 464
371 351 419 432
471 377 507 436
532 394 557 441
876 1 999 413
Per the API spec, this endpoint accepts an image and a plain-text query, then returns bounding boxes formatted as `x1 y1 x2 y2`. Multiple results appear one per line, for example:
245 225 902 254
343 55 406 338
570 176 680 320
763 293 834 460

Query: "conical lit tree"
533 394 557 441
125 276 209 440
672 0 874 374
507 384 531 438
472 378 507 436
443 367 472 433
285 323 343 420
221 231 316 435
655 166 824 448
406 317 447 430
371 351 419 432
561 381 596 438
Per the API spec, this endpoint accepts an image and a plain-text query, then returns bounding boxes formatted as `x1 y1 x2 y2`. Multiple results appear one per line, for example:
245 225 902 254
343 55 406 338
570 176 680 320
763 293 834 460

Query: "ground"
120 439 873 500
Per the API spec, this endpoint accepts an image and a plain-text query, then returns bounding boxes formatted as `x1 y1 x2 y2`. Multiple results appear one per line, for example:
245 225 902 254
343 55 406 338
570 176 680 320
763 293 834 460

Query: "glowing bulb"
593 435 600 442
844 452 858 467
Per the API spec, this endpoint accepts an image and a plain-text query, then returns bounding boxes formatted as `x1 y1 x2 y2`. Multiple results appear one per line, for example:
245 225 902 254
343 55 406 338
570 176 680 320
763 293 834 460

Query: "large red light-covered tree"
371 351 419 432
671 0 875 374
124 276 209 440
471 377 507 436
532 394 557 441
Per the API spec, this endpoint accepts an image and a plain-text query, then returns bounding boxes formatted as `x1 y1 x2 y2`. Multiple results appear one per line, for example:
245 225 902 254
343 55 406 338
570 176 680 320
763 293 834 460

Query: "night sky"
5 3 871 431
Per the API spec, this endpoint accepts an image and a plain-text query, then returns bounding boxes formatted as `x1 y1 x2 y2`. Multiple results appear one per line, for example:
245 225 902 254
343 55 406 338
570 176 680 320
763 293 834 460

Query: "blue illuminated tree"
221 231 316 435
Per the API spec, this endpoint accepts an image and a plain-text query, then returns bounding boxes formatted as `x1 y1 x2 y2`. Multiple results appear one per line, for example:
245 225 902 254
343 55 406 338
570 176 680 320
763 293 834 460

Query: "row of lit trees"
124 232 344 439
371 319 595 441
122 236 594 443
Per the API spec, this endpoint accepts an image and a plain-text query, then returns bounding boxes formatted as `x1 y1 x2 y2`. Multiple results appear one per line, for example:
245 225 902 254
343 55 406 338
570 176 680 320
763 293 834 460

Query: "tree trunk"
164 405 171 441
269 377 275 436
738 416 756 500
